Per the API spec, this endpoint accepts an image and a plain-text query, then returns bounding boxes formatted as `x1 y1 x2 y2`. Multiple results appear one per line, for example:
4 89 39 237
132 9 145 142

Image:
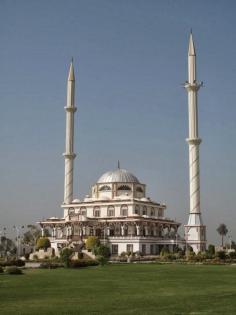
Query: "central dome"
97 168 140 184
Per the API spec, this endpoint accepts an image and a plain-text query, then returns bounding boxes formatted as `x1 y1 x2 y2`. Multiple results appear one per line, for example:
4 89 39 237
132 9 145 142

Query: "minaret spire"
63 60 77 204
184 33 206 253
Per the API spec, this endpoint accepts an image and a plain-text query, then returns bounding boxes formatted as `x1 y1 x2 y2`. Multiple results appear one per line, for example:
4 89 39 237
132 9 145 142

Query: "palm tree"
217 224 228 247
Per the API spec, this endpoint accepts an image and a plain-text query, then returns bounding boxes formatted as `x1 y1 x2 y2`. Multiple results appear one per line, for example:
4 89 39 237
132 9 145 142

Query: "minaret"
63 60 77 204
184 33 206 253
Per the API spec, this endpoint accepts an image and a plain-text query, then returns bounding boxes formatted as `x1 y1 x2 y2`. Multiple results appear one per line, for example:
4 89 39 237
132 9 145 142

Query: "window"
89 228 94 236
112 244 118 255
142 244 146 255
136 186 143 193
151 207 155 216
99 185 111 191
68 207 75 215
150 244 154 255
80 207 87 216
93 206 100 217
158 209 163 217
143 206 147 216
134 205 140 215
120 205 128 216
118 185 131 191
107 206 115 217
127 244 133 253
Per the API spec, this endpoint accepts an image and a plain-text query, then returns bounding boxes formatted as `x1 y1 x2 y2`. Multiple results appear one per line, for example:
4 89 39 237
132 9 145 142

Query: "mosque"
39 33 206 256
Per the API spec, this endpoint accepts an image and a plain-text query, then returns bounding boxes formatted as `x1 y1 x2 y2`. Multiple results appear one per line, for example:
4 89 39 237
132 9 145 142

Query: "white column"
184 33 206 253
41 228 44 237
63 61 77 204
136 225 140 236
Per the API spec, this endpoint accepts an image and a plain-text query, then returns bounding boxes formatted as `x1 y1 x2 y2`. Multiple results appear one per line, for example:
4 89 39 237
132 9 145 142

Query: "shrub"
94 245 110 258
0 266 3 273
69 259 99 268
78 252 84 259
40 262 63 269
160 247 170 257
97 255 108 266
36 237 51 250
228 251 236 259
60 248 73 267
86 236 100 252
217 251 226 260
0 259 25 267
120 252 127 257
5 266 23 275
208 244 215 256
33 254 38 260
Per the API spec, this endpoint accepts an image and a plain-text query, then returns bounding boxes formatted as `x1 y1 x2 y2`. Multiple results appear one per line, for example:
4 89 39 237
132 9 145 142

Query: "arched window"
118 185 131 191
135 205 140 215
120 205 128 216
80 207 87 216
93 206 100 217
68 207 75 215
136 187 143 193
143 206 147 216
99 185 111 191
107 206 115 217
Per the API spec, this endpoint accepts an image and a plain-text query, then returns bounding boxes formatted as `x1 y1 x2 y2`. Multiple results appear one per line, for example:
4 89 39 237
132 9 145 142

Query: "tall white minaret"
184 33 206 253
63 60 77 204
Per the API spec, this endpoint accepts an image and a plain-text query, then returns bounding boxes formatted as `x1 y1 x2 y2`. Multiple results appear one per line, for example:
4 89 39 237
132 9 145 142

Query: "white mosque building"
39 33 206 255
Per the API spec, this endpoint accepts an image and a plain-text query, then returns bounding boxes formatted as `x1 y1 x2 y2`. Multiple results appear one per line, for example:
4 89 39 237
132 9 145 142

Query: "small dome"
97 168 140 184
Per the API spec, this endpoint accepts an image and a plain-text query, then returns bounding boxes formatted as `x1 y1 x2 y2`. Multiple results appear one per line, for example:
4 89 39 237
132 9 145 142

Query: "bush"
36 237 51 250
94 245 110 258
69 259 99 268
120 252 127 257
33 254 38 260
0 259 25 267
217 251 226 260
86 236 100 252
160 247 170 257
228 251 236 259
0 266 3 273
208 244 215 255
40 262 63 269
97 255 108 266
60 248 73 267
78 252 84 259
5 266 23 275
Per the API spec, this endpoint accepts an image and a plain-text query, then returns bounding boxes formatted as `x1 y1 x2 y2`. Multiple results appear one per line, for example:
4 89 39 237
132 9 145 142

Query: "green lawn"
0 264 236 315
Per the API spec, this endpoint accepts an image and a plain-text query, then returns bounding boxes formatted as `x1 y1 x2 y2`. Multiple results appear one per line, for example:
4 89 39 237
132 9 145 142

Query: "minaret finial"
68 59 75 81
118 160 120 169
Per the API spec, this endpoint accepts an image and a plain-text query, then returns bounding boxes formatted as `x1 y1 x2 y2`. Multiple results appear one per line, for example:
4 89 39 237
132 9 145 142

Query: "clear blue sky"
0 0 235 245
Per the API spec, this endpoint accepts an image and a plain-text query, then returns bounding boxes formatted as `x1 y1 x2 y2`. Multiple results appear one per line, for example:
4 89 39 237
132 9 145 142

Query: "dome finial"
118 160 120 169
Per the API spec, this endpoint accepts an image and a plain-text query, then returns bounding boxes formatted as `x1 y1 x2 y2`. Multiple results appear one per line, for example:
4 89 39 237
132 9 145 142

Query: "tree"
0 236 16 257
23 225 50 249
86 236 100 253
36 237 51 250
217 224 228 247
60 247 73 267
208 244 215 256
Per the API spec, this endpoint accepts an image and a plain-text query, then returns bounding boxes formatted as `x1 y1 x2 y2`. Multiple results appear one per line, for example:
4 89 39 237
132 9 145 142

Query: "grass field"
0 264 236 315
